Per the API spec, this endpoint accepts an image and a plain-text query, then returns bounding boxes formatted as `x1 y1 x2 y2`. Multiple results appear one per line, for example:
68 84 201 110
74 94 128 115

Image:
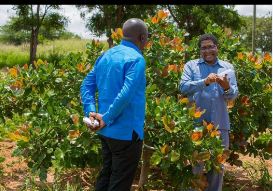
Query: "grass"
0 39 107 68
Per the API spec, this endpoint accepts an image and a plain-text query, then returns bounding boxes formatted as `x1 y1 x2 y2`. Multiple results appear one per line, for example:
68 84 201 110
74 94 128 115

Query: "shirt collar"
120 40 142 55
198 58 224 67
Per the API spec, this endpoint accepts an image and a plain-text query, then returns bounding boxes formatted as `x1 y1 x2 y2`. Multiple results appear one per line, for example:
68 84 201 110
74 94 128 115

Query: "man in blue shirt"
80 18 148 191
179 34 238 191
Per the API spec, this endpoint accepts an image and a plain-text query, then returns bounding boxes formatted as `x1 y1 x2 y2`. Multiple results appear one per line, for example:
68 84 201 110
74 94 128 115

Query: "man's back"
88 40 146 140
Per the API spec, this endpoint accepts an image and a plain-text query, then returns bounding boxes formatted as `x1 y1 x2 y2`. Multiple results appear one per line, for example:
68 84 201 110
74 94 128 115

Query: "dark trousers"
95 131 143 191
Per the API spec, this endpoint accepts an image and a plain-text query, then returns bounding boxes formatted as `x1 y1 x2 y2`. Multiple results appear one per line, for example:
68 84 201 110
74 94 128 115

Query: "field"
0 39 106 68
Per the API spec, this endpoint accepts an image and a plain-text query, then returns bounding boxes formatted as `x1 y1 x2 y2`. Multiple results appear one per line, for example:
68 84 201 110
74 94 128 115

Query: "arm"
222 67 239 100
80 56 103 117
217 66 238 100
179 62 207 96
102 58 145 126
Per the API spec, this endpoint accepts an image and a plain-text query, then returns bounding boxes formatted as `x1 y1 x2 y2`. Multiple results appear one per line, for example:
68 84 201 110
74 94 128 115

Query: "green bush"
0 41 105 181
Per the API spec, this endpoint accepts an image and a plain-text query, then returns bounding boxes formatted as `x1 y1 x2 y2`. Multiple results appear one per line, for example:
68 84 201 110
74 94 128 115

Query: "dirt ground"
0 140 271 191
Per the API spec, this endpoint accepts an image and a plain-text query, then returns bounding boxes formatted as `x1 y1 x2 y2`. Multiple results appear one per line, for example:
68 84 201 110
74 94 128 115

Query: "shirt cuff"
197 79 207 89
102 112 114 126
84 104 96 117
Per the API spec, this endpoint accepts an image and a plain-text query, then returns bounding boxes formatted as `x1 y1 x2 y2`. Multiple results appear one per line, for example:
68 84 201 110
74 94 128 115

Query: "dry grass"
0 39 93 55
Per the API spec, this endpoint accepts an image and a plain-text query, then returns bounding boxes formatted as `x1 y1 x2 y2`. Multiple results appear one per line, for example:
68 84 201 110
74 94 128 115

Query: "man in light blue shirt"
80 18 148 191
180 34 238 191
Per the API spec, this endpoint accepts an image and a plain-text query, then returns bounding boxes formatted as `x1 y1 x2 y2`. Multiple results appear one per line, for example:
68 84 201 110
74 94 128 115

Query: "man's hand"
204 73 218 85
216 74 230 90
89 112 106 131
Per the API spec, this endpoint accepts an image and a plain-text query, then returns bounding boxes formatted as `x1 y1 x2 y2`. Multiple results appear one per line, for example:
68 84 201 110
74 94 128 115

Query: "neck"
122 38 141 50
205 58 217 65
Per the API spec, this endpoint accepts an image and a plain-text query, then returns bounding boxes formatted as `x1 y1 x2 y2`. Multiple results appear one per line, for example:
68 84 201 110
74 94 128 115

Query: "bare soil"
0 140 271 191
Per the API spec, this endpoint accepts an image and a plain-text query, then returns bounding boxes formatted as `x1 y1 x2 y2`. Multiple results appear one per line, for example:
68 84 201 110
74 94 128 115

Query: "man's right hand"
89 112 106 131
204 73 218 85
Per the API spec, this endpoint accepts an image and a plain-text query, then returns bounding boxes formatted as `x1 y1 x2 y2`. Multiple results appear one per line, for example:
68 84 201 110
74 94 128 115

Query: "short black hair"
198 34 218 48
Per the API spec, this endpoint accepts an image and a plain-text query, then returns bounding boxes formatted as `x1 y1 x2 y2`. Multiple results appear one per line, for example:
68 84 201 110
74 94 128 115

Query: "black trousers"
95 131 143 191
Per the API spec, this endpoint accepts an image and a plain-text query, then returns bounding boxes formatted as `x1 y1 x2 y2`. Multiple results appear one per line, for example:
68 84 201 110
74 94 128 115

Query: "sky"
0 5 271 39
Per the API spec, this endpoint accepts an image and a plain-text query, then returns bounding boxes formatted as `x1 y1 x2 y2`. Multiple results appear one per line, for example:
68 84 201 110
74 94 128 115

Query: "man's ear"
140 34 145 42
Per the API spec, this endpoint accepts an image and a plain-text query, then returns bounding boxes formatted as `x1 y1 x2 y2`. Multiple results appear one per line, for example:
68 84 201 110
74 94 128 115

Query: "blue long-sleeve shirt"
179 58 238 130
80 40 146 140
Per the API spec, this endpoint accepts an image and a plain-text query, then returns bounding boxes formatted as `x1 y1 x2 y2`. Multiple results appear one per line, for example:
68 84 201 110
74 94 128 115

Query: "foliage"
166 5 243 39
0 16 77 45
77 5 158 47
240 14 272 52
0 17 29 45
11 5 69 64
230 52 272 161
0 40 105 181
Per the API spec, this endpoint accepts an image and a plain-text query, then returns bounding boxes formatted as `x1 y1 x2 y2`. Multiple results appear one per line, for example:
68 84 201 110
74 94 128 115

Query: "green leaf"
150 152 162 166
47 148 53 154
54 148 64 160
55 78 63 83
39 167 47 182
170 151 180 162
0 157 5 163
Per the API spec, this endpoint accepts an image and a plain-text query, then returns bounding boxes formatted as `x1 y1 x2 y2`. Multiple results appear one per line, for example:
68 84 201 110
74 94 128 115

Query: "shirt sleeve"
179 62 206 96
102 57 145 126
80 56 103 117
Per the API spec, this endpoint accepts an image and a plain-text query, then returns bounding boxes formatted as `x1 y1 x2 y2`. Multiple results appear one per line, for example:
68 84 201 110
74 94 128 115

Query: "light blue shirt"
80 40 146 140
179 58 238 130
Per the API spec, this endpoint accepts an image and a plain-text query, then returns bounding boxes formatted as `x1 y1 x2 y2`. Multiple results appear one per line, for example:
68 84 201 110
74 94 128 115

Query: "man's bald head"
122 18 148 51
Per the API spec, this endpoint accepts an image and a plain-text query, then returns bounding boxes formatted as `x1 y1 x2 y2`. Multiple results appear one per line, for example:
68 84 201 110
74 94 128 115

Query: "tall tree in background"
77 5 158 47
240 14 272 53
11 5 68 64
0 17 76 45
0 17 29 45
166 5 243 38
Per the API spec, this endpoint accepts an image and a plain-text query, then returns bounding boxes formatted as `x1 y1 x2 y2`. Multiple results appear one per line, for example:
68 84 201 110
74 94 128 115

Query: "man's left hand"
216 74 230 90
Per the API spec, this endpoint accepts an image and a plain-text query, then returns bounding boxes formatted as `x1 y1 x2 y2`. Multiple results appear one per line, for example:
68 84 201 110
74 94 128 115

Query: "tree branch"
40 5 52 24
167 5 182 28
144 144 156 151
30 5 34 22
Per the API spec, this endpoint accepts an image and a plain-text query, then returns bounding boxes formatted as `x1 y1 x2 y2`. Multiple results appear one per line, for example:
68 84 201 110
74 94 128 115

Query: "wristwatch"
224 88 230 94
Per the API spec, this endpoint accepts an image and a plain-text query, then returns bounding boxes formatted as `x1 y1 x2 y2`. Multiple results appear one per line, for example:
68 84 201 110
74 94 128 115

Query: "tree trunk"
116 5 124 27
138 145 153 189
107 37 113 48
29 28 39 65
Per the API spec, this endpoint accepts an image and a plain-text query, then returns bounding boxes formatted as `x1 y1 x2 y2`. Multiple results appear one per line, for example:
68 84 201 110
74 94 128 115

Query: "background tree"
11 5 68 64
0 17 79 45
166 5 243 39
77 5 158 47
240 13 272 52
0 17 29 45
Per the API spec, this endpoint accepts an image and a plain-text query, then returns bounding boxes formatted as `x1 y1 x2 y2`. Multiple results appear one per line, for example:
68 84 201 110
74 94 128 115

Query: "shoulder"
218 60 235 70
123 47 145 63
185 59 201 68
